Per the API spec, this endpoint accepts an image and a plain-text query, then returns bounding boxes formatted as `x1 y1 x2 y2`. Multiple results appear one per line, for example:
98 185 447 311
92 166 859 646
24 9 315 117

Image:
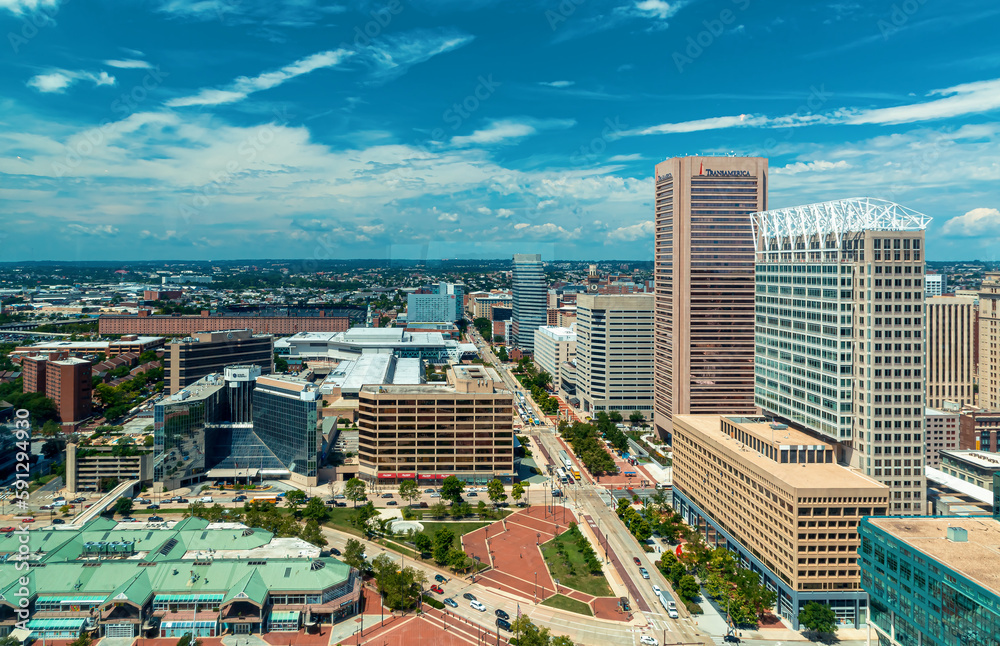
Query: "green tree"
114 497 133 516
511 481 526 506
353 502 379 537
398 479 419 507
486 478 507 508
42 437 65 460
451 500 471 518
344 477 367 507
497 346 509 362
300 519 328 547
413 532 433 556
551 636 575 646
302 497 330 523
678 575 700 601
798 601 837 638
510 615 551 646
439 475 465 503
284 489 307 512
342 538 367 570
274 354 289 372
629 411 645 427
68 633 93 646
429 501 448 518
40 419 61 437
608 411 623 423
433 527 455 565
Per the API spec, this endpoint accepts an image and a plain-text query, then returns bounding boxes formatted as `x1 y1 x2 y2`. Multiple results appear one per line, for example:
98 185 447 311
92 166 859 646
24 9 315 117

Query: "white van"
199 496 213 503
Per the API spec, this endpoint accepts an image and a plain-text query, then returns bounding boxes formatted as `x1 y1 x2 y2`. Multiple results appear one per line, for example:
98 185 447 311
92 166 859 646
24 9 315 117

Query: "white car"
430 493 441 498
667 608 678 619
640 636 658 646
652 584 662 596
470 600 486 612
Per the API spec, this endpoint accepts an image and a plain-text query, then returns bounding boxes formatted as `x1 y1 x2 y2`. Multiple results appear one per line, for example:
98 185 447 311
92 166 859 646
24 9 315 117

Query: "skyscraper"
653 156 767 438
979 272 1000 409
753 198 931 515
926 295 977 410
165 329 273 394
511 253 547 353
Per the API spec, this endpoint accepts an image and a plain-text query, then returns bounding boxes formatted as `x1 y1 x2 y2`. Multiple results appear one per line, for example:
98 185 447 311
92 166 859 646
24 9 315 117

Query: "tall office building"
406 282 464 323
533 325 576 388
166 329 273 394
979 272 1000 409
653 156 767 438
924 272 946 296
511 254 547 353
576 293 655 415
252 375 321 483
926 296 977 410
753 198 930 515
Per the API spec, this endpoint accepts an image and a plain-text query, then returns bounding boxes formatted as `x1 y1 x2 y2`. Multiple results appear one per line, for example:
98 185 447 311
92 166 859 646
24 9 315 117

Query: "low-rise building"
859 516 1000 646
938 450 1000 491
166 329 273 394
357 365 515 485
533 325 576 387
925 408 970 468
672 415 889 628
276 328 476 365
66 441 154 493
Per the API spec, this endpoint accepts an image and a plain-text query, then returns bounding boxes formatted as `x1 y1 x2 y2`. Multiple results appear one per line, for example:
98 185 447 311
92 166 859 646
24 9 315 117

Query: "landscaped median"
539 522 612 598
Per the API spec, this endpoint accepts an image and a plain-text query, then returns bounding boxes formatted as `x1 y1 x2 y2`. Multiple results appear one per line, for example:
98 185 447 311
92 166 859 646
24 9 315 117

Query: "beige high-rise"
926 296 977 410
979 272 1000 409
653 156 767 438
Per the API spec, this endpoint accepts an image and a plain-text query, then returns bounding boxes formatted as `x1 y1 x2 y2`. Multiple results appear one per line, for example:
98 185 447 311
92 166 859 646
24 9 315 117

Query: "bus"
571 468 581 481
252 495 279 504
558 450 573 470
622 471 637 478
556 468 569 484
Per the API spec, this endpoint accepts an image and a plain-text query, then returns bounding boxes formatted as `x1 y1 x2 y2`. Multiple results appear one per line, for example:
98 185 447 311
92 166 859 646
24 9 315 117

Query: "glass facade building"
859 516 1000 646
252 376 320 480
511 254 547 353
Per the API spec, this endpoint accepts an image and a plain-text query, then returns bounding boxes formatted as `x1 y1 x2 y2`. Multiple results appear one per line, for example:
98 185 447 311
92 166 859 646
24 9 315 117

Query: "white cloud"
0 0 57 14
437 210 459 222
365 30 474 83
941 208 1000 237
625 77 1000 136
67 223 119 237
155 0 345 25
539 80 574 88
496 208 513 218
476 206 492 216
607 220 654 242
167 49 352 107
104 59 153 69
772 160 851 175
632 0 681 20
451 118 575 146
27 69 115 93
608 153 643 162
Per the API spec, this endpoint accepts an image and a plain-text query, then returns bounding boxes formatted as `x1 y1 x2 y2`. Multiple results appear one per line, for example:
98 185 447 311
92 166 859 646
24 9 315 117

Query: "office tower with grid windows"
979 272 1000 410
752 198 930 515
511 253 547 353
926 295 977 410
653 156 767 439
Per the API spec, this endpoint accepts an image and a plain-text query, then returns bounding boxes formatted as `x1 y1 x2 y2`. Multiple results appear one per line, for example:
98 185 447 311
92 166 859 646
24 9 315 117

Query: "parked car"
467 492 478 497
463 593 477 601
381 493 393 498
333 494 346 499
434 574 448 583
639 637 658 646
233 496 246 502
633 557 642 566
496 618 511 631
335 502 347 507
723 636 740 643
40 504 53 510
19 517 35 523
443 598 458 608
0 527 14 533
639 567 649 579
51 519 65 525
470 601 486 612
423 489 435 494
430 585 444 594
133 498 150 505
71 498 86 504
148 516 164 522
121 517 136 522
386 501 398 506
494 609 509 620
430 493 441 498
147 504 160 510
177 498 189 504
652 585 662 596
330 548 341 556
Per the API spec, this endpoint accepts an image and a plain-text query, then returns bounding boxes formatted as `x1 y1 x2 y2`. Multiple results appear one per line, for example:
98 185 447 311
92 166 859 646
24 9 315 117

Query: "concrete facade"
533 325 576 388
926 296 977 410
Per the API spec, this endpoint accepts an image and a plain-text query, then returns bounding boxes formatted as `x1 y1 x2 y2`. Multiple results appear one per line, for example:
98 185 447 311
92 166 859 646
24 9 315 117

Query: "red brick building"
99 310 350 336
23 353 93 424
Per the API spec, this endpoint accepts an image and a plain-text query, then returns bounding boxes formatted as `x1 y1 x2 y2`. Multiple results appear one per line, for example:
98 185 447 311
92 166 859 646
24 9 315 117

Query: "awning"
27 618 88 630
39 596 107 604
155 594 224 604
270 611 300 623
162 621 217 629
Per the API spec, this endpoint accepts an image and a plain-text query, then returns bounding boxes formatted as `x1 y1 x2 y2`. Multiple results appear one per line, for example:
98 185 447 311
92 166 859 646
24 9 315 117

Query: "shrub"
684 600 703 615
422 595 445 610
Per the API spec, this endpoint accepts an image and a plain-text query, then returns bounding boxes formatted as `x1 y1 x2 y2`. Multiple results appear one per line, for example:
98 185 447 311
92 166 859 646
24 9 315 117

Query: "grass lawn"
540 594 593 616
321 505 368 538
540 531 613 597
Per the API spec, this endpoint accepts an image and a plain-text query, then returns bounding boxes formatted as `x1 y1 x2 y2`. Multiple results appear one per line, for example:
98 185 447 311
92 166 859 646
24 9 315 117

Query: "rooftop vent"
770 423 788 430
946 526 968 543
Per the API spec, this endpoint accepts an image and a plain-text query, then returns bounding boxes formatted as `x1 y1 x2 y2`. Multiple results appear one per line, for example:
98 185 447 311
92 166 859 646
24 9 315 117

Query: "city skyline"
1 1 999 261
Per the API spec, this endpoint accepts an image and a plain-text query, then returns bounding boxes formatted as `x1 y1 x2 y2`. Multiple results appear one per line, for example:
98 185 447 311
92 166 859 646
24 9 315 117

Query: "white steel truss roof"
751 197 931 251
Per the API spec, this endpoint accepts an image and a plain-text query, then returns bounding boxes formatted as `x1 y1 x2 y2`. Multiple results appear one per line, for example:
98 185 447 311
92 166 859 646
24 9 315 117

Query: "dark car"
467 492 478 497
51 518 65 525
40 504 53 510
177 498 189 504
443 598 458 608
381 493 393 498
335 501 347 507
494 609 509 620
463 593 476 601
386 501 398 506
233 496 247 502
434 574 447 583
330 547 341 556
147 504 160 510
148 516 164 522
424 489 435 494
496 619 511 632
72 498 86 503
723 636 741 644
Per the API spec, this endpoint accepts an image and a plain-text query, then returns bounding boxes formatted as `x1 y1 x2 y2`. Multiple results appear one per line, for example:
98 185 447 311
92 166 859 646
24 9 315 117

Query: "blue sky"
2 0 1000 262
